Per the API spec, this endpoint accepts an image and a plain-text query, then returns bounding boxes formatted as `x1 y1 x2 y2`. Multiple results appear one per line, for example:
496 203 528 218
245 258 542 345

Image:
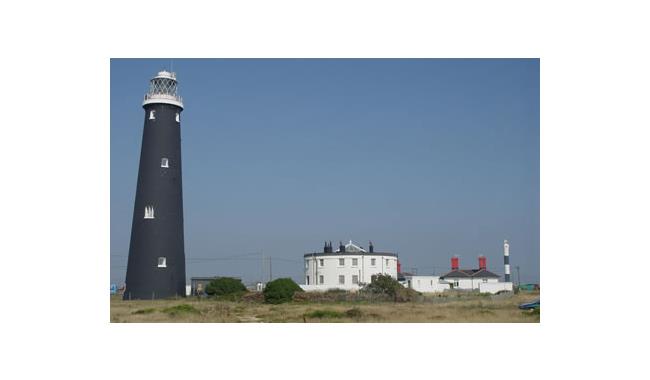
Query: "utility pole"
516 265 521 287
260 251 264 284
269 256 273 281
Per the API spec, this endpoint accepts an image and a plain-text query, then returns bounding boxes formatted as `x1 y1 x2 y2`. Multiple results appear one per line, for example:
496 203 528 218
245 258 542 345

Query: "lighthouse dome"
143 70 183 109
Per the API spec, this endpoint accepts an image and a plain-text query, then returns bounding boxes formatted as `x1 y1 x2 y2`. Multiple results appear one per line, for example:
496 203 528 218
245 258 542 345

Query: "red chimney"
478 256 486 270
451 257 459 270
397 260 402 274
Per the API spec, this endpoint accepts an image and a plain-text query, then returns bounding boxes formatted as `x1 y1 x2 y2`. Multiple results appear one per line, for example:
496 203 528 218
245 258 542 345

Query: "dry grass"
110 291 540 323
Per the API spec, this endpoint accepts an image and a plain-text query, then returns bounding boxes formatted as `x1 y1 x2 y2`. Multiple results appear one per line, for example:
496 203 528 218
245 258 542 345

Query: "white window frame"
352 258 358 266
175 112 180 122
161 157 169 168
386 259 390 267
144 205 155 219
338 275 345 285
319 259 324 267
352 275 359 284
157 257 167 268
338 258 345 266
371 258 376 266
149 110 156 120
482 278 488 283
319 275 324 284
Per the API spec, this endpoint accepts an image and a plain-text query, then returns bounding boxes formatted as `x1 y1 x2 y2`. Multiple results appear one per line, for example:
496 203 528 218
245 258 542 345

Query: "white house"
440 256 512 293
301 240 398 291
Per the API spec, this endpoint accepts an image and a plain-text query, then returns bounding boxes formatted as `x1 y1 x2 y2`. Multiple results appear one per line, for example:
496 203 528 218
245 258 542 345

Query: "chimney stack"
478 255 486 270
504 240 511 282
339 241 345 253
369 241 374 253
451 256 459 270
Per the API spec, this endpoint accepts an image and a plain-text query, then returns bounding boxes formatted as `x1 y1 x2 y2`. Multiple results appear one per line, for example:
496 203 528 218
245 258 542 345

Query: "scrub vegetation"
110 290 540 323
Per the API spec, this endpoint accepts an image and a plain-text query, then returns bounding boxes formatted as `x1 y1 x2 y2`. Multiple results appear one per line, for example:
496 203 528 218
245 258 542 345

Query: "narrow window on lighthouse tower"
161 157 169 168
144 205 155 219
175 112 180 122
157 257 167 268
149 110 156 120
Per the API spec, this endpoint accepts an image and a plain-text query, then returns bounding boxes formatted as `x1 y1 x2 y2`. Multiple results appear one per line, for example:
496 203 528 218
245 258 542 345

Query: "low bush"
362 273 421 302
205 277 247 297
263 278 303 304
305 309 344 319
162 304 199 316
344 308 363 318
131 308 156 315
363 274 402 296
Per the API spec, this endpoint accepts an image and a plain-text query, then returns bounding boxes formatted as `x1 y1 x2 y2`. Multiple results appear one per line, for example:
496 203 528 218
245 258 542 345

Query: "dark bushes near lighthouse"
205 277 247 297
263 278 303 304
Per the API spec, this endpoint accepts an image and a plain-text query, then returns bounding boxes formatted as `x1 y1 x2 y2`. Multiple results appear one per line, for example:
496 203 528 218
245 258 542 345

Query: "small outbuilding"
400 275 450 293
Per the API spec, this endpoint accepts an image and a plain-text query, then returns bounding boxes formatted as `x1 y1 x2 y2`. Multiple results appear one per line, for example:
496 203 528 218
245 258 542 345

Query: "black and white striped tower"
123 71 186 300
504 239 511 282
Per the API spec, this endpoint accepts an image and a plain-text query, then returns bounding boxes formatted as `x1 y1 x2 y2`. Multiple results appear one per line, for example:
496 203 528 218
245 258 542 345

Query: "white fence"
300 284 361 292
479 282 513 294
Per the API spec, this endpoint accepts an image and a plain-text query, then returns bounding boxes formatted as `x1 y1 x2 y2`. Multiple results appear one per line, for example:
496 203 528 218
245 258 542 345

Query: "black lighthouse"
123 71 186 300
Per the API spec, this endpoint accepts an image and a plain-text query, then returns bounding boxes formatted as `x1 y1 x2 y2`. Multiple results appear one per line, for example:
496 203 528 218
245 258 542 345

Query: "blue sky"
110 59 539 286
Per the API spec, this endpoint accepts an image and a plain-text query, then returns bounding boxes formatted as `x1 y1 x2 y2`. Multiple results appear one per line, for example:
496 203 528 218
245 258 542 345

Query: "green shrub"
305 309 344 319
162 304 199 315
362 274 420 302
344 308 363 318
205 277 247 297
263 278 303 304
131 308 156 315
363 274 403 296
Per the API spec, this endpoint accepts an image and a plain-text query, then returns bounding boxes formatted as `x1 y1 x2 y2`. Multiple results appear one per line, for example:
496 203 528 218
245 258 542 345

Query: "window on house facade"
144 205 154 219
482 278 488 283
352 258 358 266
339 258 345 266
175 112 180 122
386 259 389 266
161 157 169 168
305 261 309 269
352 275 359 284
319 275 324 284
339 275 345 285
453 280 459 287
371 258 376 266
157 257 166 268
319 259 324 267
149 110 156 120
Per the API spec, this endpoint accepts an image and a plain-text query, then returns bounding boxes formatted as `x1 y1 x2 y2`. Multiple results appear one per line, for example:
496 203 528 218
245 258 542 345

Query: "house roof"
304 251 398 258
440 269 500 279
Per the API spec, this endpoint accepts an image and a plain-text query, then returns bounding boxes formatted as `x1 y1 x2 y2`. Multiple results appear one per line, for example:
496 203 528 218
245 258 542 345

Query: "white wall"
299 284 360 292
403 276 450 293
445 277 499 290
304 254 398 289
479 282 513 294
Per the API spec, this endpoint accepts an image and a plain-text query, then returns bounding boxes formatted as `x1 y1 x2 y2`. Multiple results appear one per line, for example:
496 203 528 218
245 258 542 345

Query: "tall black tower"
123 71 186 300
